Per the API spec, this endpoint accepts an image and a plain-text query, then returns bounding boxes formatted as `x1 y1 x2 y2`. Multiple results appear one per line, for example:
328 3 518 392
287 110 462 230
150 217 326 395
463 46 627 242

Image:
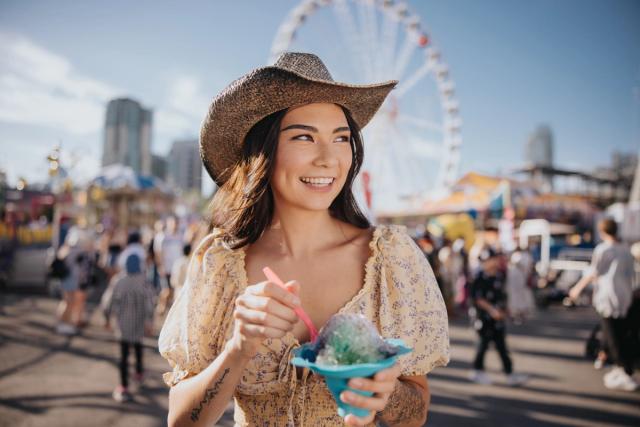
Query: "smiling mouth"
299 177 335 187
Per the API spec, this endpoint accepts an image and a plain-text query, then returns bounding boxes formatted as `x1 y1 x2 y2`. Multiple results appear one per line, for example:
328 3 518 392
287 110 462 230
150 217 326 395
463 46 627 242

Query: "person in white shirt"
156 216 183 316
101 231 148 325
117 231 147 274
506 251 535 323
570 218 637 391
170 243 192 298
104 254 155 402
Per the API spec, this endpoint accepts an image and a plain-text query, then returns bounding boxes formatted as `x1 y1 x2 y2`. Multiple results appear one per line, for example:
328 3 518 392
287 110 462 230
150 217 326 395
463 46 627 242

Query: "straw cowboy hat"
200 52 398 185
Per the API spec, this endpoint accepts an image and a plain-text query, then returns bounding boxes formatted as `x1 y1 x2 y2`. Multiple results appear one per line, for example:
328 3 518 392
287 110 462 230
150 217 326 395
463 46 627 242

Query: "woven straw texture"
200 52 397 184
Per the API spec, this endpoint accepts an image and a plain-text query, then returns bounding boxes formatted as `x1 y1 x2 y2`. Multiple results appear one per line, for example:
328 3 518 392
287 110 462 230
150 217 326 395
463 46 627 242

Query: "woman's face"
271 102 353 213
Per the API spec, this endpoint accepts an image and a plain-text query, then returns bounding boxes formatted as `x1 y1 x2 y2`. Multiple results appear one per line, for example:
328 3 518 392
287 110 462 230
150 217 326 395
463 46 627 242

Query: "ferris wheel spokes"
332 0 372 81
408 138 444 160
393 30 417 80
395 59 432 98
397 114 443 133
380 3 400 80
391 135 424 197
358 0 379 81
363 118 392 189
366 118 421 200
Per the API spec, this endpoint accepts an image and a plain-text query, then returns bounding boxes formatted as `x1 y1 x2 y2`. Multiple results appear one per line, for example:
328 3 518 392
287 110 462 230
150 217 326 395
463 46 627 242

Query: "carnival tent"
91 164 170 193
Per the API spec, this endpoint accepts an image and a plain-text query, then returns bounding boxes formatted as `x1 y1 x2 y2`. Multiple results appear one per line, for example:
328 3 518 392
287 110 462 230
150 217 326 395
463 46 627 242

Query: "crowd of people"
47 215 205 401
414 232 537 322
413 219 639 391
45 213 639 403
414 232 536 386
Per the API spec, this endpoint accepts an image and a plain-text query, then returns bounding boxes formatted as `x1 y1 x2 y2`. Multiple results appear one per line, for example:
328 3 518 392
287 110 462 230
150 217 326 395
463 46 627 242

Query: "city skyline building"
630 151 640 203
525 125 554 192
152 154 168 181
168 139 202 193
101 98 153 175
525 125 554 167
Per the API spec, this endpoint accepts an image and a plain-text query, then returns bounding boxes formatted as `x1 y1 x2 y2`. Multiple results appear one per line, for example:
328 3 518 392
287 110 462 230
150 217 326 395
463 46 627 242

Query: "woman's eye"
335 135 350 143
293 134 313 142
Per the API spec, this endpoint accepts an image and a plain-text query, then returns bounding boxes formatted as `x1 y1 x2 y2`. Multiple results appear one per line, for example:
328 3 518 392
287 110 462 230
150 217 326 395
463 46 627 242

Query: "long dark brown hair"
207 105 370 249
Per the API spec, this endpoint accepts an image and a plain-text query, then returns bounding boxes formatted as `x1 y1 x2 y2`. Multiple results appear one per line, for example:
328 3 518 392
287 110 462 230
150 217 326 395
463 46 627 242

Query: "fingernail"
292 297 301 306
351 379 362 387
341 392 351 402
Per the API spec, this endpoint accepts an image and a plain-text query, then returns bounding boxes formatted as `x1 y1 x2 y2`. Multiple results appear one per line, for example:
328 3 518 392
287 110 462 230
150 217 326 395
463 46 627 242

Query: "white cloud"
0 32 211 184
0 32 120 134
154 108 198 139
166 75 210 119
154 75 210 138
0 32 210 139
0 123 102 186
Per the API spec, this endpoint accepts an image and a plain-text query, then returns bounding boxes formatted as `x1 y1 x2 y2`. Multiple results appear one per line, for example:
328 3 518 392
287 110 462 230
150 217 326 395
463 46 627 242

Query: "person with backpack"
54 227 91 334
570 218 637 391
49 249 73 334
104 254 155 402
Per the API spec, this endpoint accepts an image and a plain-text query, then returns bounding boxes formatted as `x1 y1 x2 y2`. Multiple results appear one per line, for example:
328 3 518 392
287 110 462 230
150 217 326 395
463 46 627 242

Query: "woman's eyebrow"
281 124 350 133
281 124 317 132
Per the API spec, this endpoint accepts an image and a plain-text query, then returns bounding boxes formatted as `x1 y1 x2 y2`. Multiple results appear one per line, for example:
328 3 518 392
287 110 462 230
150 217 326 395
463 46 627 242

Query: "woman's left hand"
341 363 402 426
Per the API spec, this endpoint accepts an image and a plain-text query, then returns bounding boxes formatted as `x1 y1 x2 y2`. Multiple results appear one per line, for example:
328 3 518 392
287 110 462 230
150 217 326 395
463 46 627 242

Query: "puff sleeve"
158 232 241 386
376 226 450 376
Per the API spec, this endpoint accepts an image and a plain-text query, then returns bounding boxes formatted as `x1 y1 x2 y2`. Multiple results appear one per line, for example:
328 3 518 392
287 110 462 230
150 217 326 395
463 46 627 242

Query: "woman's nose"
312 141 339 167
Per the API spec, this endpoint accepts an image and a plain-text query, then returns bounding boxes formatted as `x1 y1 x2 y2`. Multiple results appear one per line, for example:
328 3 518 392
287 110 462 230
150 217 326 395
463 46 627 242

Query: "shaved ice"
312 314 400 366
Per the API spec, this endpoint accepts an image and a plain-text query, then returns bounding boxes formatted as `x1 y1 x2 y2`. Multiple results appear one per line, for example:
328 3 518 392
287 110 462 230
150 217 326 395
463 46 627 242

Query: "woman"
56 226 91 334
159 52 449 426
569 218 637 391
506 251 534 324
55 238 78 335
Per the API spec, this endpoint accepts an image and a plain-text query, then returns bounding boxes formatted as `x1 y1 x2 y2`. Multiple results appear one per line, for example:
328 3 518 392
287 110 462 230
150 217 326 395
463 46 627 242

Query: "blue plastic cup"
291 338 412 419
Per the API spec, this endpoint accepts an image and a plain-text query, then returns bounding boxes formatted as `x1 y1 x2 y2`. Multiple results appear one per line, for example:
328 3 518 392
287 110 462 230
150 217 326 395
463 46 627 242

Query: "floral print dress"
159 225 450 426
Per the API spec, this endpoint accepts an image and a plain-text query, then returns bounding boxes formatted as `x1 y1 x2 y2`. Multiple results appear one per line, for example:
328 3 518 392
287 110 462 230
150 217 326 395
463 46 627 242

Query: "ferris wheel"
270 0 462 214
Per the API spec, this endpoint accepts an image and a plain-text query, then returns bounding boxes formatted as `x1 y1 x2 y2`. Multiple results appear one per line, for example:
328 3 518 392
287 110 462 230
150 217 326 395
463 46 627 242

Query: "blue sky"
0 0 638 197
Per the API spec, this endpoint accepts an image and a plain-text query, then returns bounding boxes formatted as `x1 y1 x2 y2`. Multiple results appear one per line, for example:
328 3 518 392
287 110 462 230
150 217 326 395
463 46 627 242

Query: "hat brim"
200 66 397 185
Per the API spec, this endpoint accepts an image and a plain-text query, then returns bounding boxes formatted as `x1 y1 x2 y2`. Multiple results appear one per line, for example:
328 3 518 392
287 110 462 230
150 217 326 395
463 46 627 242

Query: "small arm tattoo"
377 380 426 426
190 368 230 422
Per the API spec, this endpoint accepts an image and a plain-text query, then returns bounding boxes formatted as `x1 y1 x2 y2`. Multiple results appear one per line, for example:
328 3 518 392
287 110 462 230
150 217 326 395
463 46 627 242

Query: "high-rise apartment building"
525 125 554 168
168 139 202 193
152 154 168 181
525 125 554 192
102 98 152 175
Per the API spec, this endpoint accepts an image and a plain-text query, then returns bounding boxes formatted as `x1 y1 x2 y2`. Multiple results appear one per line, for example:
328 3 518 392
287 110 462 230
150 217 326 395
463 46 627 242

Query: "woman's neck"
266 208 345 259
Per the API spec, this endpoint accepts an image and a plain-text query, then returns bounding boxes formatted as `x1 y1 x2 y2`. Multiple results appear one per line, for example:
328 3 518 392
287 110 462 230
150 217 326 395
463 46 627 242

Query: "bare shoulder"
336 221 375 249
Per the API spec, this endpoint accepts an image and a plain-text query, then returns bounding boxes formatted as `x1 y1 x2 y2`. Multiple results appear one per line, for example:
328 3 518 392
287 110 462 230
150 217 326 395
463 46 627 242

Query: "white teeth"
300 177 334 186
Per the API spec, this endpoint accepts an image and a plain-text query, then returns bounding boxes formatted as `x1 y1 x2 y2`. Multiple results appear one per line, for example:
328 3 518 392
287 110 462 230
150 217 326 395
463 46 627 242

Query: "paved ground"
428 308 640 427
5 247 49 289
0 293 639 427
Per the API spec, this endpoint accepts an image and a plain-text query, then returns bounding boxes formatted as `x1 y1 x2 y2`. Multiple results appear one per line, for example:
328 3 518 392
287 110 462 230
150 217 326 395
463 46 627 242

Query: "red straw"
263 267 318 342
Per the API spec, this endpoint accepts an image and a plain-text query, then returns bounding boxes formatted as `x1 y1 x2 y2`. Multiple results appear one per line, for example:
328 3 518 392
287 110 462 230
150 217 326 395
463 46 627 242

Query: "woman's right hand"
227 280 301 359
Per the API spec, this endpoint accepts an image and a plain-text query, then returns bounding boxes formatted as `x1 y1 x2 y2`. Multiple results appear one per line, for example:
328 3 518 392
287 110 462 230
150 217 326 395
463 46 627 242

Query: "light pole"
47 147 63 249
